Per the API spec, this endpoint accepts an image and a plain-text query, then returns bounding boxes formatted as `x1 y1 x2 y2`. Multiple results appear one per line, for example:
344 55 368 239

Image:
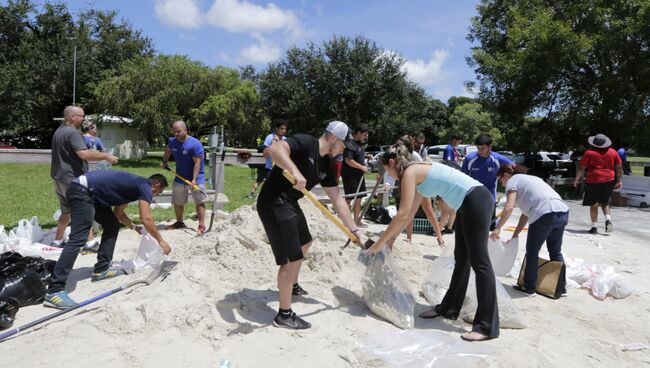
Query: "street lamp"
72 44 77 105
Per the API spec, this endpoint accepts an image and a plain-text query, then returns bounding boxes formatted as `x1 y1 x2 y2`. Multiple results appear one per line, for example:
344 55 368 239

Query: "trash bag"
487 237 519 277
461 271 527 329
583 265 633 300
358 249 416 329
12 216 44 243
365 205 392 225
0 259 47 308
0 299 19 330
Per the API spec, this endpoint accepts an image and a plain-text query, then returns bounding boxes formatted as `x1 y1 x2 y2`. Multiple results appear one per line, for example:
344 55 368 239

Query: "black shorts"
583 181 615 206
342 176 366 198
256 167 270 183
257 196 312 265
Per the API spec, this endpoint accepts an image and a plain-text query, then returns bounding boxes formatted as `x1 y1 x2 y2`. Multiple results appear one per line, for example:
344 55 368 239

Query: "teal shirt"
416 163 482 210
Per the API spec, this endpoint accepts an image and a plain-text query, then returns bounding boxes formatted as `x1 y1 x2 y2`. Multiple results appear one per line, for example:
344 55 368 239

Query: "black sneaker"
605 220 613 233
273 312 311 330
441 227 454 235
513 285 536 296
292 284 309 296
588 227 598 234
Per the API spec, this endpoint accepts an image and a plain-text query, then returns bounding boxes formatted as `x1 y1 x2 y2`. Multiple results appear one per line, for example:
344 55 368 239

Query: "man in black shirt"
342 124 369 224
257 121 365 330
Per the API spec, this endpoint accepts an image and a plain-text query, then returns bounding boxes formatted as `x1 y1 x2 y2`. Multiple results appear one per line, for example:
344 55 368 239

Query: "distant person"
397 135 444 245
248 121 288 199
50 106 118 248
367 143 499 342
342 124 369 224
256 121 364 330
414 132 428 159
44 171 171 309
462 133 515 230
491 166 569 296
617 143 632 175
161 120 208 234
572 134 622 234
81 121 105 151
439 134 463 234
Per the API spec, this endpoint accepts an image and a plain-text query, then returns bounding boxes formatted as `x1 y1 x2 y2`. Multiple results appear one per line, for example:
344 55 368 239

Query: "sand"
1 198 649 367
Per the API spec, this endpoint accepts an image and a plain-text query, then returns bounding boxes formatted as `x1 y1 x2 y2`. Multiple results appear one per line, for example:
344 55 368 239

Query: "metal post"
72 45 77 105
209 126 218 189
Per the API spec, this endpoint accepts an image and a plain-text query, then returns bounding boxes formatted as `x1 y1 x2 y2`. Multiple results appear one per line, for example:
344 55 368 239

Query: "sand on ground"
1 198 649 367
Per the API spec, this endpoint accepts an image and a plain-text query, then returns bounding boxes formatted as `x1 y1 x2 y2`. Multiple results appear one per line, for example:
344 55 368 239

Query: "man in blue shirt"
617 143 632 175
161 121 207 233
439 134 463 234
44 171 171 309
462 133 515 229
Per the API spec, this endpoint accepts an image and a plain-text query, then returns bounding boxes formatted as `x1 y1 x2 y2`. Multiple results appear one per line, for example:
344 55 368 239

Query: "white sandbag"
421 256 455 306
12 217 44 243
487 237 519 277
133 234 165 271
609 276 633 299
8 240 62 261
359 249 416 329
461 271 527 329
583 265 633 300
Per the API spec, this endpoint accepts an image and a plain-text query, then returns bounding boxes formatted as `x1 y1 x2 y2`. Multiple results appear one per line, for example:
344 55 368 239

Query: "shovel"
0 261 178 342
340 177 383 252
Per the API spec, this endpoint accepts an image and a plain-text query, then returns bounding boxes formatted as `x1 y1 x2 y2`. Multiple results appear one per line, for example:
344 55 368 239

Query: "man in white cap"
256 120 365 330
573 133 622 234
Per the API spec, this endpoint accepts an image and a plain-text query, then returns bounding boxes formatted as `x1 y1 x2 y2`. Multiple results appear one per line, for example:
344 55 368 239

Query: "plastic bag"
113 234 165 274
8 240 62 261
583 265 633 300
487 237 519 277
356 330 493 368
0 226 9 253
12 217 44 243
358 249 416 329
461 271 527 329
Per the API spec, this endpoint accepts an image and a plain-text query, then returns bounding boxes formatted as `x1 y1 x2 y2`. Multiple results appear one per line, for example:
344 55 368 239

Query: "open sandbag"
461 270 527 329
487 237 519 277
358 249 416 329
421 255 455 306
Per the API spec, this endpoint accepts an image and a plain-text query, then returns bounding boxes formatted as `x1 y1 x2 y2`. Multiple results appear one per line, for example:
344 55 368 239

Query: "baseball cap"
326 121 356 150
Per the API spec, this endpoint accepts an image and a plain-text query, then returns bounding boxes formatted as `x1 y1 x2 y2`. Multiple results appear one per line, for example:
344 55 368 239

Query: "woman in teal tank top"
366 143 499 341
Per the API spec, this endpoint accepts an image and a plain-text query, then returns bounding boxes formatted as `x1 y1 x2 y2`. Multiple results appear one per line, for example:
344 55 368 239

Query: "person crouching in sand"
366 143 499 341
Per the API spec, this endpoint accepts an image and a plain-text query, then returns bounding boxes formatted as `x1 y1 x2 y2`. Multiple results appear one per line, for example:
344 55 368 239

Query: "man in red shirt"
573 134 622 234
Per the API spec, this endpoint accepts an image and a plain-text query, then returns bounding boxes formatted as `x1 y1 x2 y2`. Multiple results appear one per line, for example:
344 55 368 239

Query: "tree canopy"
0 0 152 147
467 0 650 153
258 35 448 145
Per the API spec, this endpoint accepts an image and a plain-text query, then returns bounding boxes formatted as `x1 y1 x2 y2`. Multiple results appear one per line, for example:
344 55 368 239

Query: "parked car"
524 151 574 180
427 144 477 162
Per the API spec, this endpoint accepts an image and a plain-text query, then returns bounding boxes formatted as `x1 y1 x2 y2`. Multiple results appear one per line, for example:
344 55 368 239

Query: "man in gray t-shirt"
51 106 118 246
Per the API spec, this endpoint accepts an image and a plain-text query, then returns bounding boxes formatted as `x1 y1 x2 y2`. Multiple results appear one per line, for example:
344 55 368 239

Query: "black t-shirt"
341 139 365 180
258 134 337 203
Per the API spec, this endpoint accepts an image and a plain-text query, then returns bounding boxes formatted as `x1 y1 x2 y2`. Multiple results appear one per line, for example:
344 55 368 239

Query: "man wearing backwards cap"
256 120 365 330
573 134 622 234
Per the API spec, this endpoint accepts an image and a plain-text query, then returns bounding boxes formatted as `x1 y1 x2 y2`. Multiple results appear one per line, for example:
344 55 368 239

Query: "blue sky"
63 0 481 102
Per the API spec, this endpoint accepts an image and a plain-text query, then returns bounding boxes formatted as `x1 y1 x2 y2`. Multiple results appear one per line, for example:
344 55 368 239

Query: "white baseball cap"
326 120 356 149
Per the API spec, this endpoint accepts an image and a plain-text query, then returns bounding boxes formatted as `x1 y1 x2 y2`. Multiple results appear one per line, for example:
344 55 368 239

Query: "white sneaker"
83 239 100 251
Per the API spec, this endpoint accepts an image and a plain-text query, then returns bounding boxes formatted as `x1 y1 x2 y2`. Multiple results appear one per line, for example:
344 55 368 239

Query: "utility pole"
72 44 77 105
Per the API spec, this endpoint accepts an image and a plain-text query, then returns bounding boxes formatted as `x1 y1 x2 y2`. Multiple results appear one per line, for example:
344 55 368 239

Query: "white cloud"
155 0 203 29
402 49 449 87
206 0 300 35
220 38 282 65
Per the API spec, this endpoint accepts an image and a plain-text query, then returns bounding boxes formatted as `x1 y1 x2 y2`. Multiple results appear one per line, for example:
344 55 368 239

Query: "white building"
94 115 147 159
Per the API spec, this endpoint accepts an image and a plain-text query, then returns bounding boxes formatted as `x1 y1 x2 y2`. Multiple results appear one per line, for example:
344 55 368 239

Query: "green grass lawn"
0 158 258 229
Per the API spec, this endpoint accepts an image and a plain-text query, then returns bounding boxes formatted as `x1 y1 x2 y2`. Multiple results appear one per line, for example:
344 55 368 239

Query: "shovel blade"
144 260 178 284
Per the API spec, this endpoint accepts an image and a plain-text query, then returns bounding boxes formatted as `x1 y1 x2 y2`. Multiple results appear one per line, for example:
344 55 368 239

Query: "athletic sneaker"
82 239 100 252
44 291 78 309
588 227 598 234
51 239 66 248
441 227 454 235
513 285 536 297
292 283 309 296
197 224 206 235
91 268 125 282
166 221 187 230
273 312 311 330
605 220 613 233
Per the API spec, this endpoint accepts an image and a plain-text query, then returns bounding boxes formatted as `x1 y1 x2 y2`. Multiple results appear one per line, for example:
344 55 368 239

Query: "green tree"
439 102 503 147
90 55 267 146
259 35 447 145
0 0 152 147
467 0 650 153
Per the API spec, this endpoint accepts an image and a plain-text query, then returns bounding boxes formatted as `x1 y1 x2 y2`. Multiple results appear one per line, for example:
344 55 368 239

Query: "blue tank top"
415 163 482 210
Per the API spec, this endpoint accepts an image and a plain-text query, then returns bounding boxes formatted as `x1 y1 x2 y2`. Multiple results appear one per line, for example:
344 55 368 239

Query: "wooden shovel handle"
282 170 358 242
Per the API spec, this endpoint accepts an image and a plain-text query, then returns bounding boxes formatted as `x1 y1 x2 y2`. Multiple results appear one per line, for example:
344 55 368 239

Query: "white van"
427 144 477 162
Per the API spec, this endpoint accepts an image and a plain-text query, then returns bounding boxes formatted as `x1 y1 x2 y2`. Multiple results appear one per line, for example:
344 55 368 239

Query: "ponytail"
381 143 413 178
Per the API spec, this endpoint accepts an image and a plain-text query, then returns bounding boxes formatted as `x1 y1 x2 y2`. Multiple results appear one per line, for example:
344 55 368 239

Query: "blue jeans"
524 211 569 291
48 183 121 293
